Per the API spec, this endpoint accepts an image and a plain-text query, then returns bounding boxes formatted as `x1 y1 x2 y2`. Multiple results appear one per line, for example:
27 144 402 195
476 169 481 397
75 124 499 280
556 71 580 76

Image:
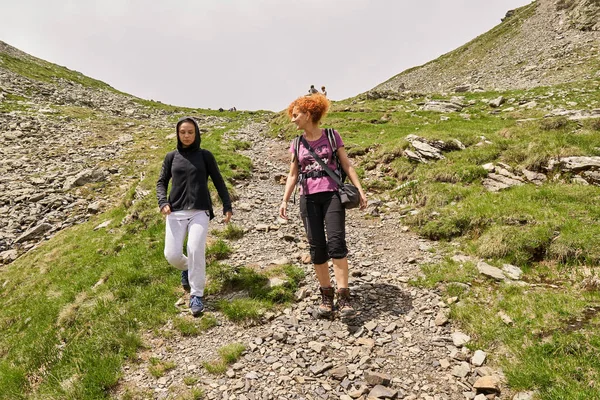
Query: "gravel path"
114 122 490 400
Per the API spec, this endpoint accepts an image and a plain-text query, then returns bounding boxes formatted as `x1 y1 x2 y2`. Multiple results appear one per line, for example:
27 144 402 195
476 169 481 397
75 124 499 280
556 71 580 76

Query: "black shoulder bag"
299 135 360 209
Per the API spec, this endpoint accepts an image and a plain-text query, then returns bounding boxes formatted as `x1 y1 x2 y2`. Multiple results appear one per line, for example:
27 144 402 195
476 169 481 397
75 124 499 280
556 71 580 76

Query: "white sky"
0 0 531 111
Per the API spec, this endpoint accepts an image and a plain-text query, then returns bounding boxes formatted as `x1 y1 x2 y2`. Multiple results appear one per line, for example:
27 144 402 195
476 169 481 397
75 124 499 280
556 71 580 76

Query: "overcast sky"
0 0 531 111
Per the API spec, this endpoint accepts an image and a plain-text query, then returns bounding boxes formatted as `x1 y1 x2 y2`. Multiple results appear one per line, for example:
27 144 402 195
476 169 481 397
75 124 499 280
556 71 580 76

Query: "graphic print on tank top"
301 143 332 175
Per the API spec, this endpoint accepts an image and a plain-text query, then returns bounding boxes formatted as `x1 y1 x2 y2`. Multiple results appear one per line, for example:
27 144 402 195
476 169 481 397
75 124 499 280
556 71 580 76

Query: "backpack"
293 128 346 184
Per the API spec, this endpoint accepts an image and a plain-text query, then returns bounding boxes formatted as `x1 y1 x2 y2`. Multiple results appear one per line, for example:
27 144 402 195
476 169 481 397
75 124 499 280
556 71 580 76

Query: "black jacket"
156 117 232 220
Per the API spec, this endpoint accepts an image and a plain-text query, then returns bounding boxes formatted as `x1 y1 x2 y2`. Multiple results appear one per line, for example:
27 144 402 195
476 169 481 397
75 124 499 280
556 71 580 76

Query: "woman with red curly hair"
279 93 367 319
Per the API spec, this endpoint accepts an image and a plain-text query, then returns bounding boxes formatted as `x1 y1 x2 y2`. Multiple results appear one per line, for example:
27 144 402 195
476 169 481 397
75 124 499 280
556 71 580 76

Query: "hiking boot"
317 287 335 318
336 288 356 318
189 295 204 317
181 270 190 292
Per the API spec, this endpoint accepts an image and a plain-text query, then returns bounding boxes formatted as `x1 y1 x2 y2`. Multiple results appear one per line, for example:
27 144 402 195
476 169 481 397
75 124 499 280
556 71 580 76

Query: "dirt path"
115 122 474 400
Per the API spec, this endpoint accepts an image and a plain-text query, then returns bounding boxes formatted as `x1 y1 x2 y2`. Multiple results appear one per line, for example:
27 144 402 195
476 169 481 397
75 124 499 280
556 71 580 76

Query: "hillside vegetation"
0 42 303 399
271 76 600 399
2 0 600 396
375 0 600 94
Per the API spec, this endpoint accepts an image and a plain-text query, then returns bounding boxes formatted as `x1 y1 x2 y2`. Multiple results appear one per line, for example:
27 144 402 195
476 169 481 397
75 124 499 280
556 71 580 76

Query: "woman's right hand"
160 204 171 215
279 201 288 220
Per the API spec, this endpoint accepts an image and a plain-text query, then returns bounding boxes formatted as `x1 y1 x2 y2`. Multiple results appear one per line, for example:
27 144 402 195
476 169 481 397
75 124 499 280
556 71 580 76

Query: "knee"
164 249 185 270
311 245 329 265
328 239 348 260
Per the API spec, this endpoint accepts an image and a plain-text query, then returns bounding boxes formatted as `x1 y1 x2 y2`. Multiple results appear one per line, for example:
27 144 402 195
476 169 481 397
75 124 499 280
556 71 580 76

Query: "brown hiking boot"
317 287 335 318
336 288 356 318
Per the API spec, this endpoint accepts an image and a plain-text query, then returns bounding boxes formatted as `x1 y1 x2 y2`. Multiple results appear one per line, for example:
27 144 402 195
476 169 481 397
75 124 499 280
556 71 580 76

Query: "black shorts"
300 191 348 264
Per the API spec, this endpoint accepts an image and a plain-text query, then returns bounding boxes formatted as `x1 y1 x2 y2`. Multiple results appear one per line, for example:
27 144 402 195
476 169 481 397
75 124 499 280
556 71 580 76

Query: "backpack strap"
292 135 301 204
293 136 300 163
325 128 337 153
324 128 346 182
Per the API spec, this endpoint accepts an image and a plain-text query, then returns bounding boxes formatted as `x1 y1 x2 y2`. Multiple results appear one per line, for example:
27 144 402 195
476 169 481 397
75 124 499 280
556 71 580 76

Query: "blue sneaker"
189 295 204 317
181 270 190 292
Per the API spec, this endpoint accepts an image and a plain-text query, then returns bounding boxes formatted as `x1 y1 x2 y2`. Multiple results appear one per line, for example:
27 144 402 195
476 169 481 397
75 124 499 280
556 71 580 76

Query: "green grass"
3 38 600 398
206 262 305 321
0 104 273 399
0 53 118 91
270 77 600 399
172 314 218 336
379 2 537 88
178 388 204 400
202 343 245 375
410 184 600 266
448 282 600 400
183 376 198 386
148 357 176 378
217 298 268 322
211 223 245 240
206 239 233 261
0 92 32 112
411 258 479 289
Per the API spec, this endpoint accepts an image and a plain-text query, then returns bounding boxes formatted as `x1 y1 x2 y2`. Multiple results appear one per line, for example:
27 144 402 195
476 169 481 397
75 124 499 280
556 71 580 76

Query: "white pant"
164 209 210 297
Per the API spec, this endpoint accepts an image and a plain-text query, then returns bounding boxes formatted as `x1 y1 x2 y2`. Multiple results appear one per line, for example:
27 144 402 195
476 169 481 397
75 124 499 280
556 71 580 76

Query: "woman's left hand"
223 211 233 224
359 190 368 210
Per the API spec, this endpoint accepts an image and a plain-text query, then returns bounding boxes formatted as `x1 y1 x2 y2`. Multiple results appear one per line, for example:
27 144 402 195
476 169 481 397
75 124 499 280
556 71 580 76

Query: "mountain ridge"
373 0 600 95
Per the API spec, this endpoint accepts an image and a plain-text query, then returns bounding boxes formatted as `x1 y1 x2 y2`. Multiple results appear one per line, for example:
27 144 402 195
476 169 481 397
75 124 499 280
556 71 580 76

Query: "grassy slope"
0 52 119 92
0 109 307 398
271 79 600 399
3 36 600 398
379 2 538 88
378 2 600 94
0 53 305 398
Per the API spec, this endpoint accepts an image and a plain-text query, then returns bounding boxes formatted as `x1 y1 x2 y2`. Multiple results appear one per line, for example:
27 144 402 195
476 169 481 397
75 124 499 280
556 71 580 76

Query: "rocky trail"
115 123 503 400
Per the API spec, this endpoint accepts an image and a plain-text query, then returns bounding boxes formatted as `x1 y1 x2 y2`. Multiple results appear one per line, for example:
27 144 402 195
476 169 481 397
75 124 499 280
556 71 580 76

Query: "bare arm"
336 146 368 210
279 155 299 219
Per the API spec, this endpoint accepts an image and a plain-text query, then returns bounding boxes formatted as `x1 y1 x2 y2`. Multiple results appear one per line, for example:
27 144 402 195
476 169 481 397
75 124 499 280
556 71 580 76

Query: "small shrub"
539 117 568 131
477 224 553 265
148 358 176 378
203 360 227 375
230 139 251 151
199 313 218 330
183 376 198 386
218 343 246 364
213 224 244 240
206 239 232 261
173 317 200 337
217 298 266 322
173 314 218 336
176 388 205 400
203 343 245 375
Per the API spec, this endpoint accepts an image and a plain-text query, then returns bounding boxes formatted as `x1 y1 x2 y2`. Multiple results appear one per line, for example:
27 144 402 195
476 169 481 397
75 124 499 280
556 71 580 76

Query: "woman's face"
178 121 196 147
291 106 311 130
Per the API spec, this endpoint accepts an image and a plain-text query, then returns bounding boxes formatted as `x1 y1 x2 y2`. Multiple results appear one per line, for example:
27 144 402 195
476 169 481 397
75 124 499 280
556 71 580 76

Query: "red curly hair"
287 93 330 123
